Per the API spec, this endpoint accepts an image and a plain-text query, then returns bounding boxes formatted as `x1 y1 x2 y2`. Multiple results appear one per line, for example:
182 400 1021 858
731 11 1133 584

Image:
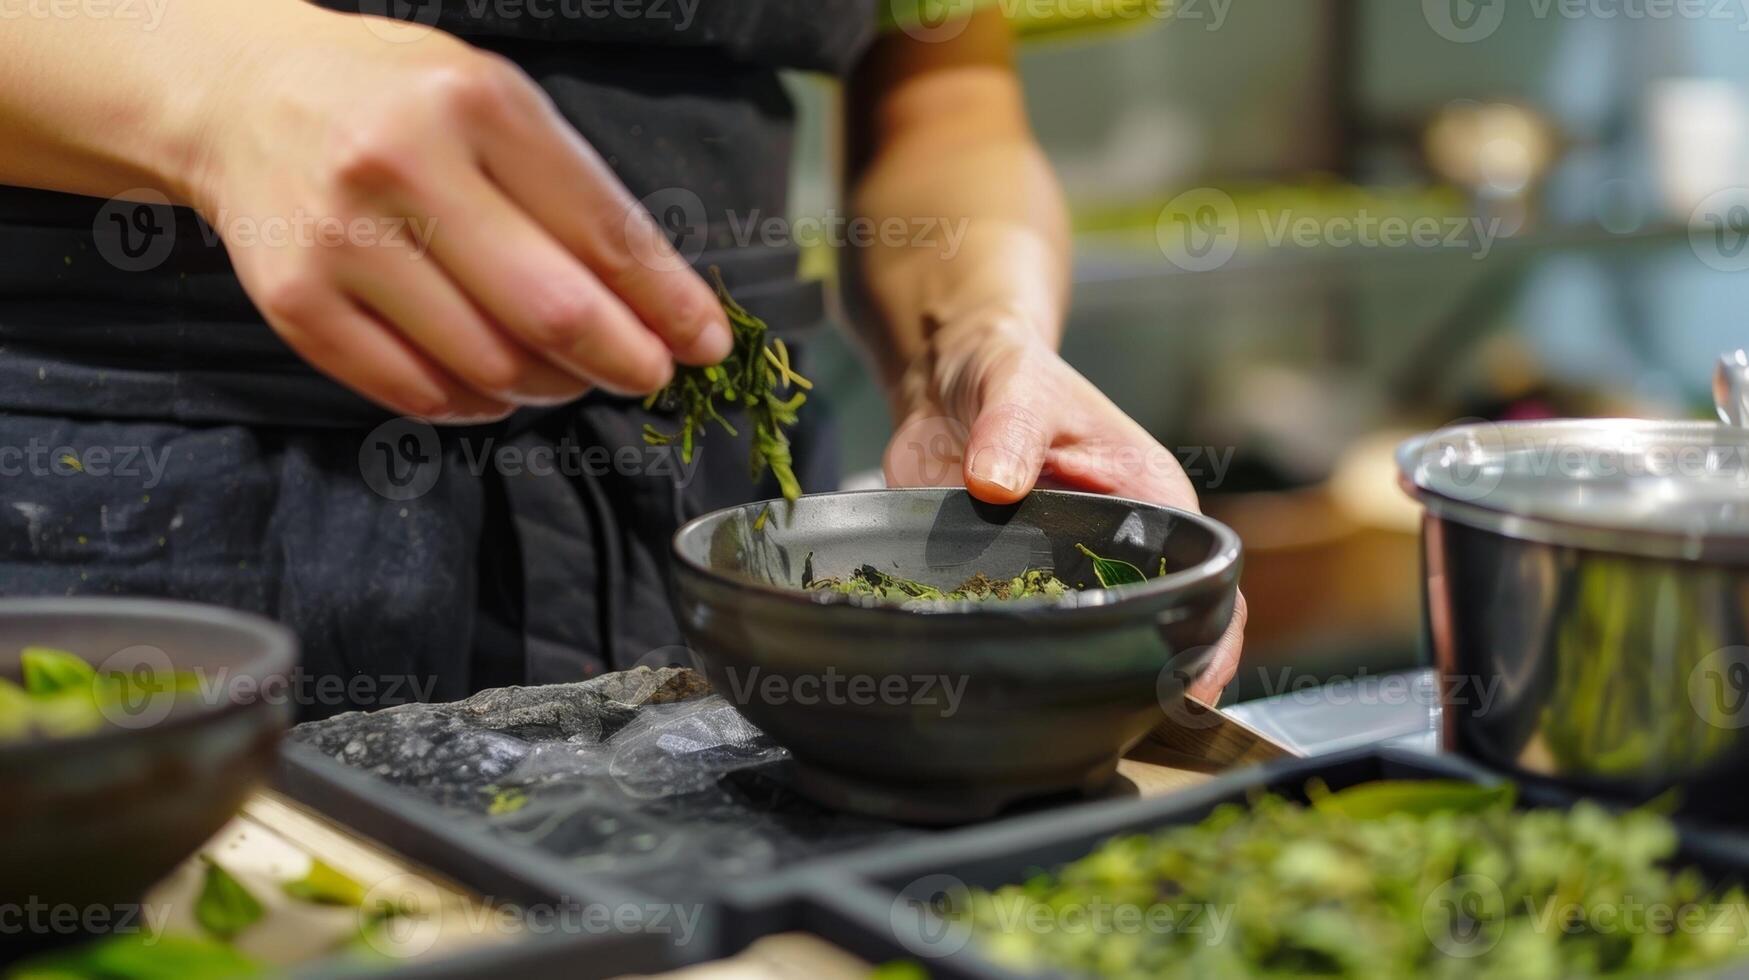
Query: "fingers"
474 73 732 365
340 243 595 406
256 281 513 423
420 172 676 395
1187 591 1247 705
962 398 1052 504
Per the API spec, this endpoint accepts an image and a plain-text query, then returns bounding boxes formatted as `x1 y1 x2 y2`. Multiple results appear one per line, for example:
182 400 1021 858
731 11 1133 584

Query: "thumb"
963 398 1052 504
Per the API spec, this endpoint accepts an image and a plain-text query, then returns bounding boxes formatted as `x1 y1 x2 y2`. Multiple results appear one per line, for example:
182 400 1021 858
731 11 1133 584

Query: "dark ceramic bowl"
0 599 296 950
671 489 1242 823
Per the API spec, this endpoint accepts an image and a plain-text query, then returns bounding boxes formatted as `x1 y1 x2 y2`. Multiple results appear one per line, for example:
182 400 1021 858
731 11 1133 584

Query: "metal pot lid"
1397 418 1749 561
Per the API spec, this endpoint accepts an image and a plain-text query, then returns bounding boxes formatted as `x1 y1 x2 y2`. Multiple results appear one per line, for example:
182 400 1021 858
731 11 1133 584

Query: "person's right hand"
190 7 729 423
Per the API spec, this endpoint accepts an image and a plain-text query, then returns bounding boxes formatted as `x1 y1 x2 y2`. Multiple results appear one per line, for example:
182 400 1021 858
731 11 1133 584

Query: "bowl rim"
671 487 1242 617
0 597 297 760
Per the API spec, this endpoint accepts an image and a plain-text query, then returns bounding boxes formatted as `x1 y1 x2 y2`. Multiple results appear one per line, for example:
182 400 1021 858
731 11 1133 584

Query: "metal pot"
1396 354 1749 821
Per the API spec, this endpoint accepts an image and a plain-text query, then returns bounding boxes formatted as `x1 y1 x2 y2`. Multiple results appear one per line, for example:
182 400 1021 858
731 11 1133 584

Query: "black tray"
275 742 689 979
712 747 1749 979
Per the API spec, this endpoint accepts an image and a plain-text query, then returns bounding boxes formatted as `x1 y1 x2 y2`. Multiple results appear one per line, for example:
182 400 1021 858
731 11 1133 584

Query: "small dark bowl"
671 489 1242 823
0 598 296 951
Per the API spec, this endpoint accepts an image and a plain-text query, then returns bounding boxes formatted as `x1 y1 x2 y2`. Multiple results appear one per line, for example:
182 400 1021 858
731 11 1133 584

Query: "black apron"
0 2 877 717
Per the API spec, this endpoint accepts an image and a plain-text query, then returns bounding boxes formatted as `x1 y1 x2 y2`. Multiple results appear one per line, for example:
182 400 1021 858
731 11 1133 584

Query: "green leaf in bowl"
1074 544 1147 588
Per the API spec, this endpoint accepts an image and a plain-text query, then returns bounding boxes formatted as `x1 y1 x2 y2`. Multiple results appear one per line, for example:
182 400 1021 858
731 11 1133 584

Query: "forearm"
0 0 303 205
846 12 1071 399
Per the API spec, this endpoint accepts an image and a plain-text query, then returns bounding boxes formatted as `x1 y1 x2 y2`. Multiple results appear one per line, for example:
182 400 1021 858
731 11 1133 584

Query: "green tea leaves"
282 859 368 908
1074 544 1147 588
644 268 811 502
487 787 529 815
19 646 95 696
954 783 1749 978
1309 778 1515 819
195 858 263 941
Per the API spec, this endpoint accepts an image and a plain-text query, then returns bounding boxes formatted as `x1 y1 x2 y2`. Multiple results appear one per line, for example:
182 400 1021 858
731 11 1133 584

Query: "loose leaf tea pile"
804 544 1155 602
643 269 812 501
950 780 1749 979
808 565 1073 602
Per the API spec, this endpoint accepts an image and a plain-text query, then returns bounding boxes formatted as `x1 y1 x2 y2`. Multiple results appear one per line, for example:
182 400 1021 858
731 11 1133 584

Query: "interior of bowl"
675 488 1238 609
0 598 296 745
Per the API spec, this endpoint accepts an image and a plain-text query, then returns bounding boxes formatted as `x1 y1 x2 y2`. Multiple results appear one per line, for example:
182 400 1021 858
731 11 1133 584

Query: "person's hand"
881 309 1246 700
190 8 728 422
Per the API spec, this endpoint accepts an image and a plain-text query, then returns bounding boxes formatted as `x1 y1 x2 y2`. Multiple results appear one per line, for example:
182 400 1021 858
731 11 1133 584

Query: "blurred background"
791 0 1749 700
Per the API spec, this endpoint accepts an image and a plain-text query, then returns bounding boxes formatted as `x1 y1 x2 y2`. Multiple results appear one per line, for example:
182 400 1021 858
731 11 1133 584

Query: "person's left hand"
881 308 1246 702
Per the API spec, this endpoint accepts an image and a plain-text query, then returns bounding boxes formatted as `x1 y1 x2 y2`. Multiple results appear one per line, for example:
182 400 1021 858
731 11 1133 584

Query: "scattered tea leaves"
282 859 368 908
488 787 529 815
953 782 1749 979
19 646 95 696
1075 543 1146 588
643 268 812 501
806 564 1071 602
194 857 263 941
1309 778 1514 819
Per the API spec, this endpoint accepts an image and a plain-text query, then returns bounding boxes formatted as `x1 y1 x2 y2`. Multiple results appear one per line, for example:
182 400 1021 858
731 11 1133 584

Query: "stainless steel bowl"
670 488 1242 824
1398 409 1749 820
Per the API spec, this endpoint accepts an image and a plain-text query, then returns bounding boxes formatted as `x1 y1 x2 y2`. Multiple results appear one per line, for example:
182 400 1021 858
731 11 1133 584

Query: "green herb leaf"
1310 778 1515 819
19 646 96 696
282 859 368 907
869 962 931 980
195 857 263 941
644 268 810 502
1074 544 1147 588
487 787 528 815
